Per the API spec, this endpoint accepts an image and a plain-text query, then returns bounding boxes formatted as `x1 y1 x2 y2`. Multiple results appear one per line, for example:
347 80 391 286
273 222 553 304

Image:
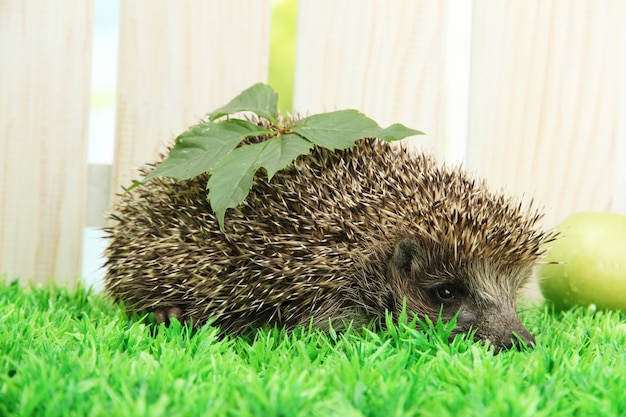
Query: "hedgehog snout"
472 307 536 353
509 326 536 350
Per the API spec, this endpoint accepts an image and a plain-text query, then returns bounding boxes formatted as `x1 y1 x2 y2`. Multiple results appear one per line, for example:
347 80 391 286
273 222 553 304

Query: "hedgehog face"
388 238 536 352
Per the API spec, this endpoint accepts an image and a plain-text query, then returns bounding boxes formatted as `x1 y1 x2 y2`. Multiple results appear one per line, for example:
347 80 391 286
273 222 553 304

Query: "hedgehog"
104 132 553 351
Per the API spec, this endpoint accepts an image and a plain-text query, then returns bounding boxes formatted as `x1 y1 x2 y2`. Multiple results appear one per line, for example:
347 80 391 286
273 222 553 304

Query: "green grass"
1 280 625 417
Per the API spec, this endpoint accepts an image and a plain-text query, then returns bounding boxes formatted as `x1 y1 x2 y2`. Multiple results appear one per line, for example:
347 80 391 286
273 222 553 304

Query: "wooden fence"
2 0 625 298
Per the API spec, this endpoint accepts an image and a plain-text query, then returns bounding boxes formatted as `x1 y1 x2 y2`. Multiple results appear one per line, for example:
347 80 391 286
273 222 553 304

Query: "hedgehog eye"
434 284 456 303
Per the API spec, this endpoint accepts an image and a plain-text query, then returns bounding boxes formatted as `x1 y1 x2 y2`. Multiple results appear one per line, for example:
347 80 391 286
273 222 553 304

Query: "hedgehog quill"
105 124 553 352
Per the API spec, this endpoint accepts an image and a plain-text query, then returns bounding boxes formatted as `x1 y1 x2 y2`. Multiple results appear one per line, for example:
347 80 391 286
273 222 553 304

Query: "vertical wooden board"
292 0 446 153
112 0 272 193
0 1 92 285
467 0 626 229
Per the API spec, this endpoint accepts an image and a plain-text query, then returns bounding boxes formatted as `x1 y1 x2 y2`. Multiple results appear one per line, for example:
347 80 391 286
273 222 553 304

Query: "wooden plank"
112 0 272 193
468 0 626 228
292 0 446 154
468 0 626 301
0 1 93 285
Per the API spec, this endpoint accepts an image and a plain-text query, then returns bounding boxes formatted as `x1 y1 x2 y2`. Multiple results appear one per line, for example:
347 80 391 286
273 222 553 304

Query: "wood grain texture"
468 0 626 228
0 1 93 285
112 0 272 193
292 0 446 154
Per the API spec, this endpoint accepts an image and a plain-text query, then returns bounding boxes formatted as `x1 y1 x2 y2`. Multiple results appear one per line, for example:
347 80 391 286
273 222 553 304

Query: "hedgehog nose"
491 328 535 354
508 327 535 350
480 311 536 353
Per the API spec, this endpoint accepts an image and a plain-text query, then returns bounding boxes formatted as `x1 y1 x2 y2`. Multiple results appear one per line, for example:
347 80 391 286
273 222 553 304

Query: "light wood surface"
3 1 625 287
468 0 626 300
112 0 272 194
293 0 446 154
468 0 626 228
0 0 93 285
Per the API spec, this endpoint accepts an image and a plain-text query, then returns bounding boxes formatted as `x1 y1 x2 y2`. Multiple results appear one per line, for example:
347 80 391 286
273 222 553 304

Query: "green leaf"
207 83 279 124
143 119 273 182
290 109 380 150
206 134 315 229
363 123 424 142
258 134 313 180
207 141 272 229
125 83 427 230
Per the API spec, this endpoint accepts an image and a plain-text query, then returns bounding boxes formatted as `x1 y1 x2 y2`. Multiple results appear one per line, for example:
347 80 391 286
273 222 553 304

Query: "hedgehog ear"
390 238 424 272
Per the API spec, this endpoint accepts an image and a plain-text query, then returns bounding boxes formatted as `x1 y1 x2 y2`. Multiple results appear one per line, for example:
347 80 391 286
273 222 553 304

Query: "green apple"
538 212 626 311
